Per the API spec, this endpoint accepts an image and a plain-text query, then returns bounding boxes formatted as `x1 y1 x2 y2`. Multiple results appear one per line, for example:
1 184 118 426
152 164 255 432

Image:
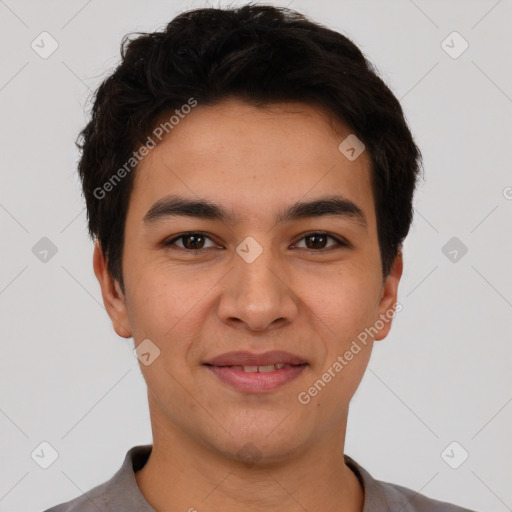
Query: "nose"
217 244 299 332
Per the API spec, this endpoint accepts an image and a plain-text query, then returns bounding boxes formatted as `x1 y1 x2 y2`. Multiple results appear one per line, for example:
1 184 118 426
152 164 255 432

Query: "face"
94 98 402 464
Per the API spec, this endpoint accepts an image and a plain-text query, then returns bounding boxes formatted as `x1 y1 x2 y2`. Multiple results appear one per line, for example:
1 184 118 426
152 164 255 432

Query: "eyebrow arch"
143 194 367 229
276 195 367 228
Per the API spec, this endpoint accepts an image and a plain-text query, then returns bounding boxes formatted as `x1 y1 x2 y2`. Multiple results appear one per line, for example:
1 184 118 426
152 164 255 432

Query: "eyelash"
163 231 350 252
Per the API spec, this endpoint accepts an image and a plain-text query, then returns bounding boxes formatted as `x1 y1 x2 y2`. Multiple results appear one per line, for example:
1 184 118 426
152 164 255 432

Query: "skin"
93 98 403 511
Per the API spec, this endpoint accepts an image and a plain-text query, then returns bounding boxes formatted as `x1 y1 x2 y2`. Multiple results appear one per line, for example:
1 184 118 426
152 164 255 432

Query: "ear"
374 248 403 341
93 240 132 338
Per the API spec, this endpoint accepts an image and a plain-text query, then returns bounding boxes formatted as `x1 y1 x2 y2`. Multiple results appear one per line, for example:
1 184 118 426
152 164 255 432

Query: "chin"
209 421 307 467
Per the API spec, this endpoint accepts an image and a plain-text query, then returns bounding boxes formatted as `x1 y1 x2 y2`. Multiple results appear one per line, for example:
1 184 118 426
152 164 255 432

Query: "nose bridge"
237 242 279 296
217 237 298 331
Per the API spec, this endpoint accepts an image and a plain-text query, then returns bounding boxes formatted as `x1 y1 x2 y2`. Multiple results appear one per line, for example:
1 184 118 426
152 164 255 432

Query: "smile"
204 363 308 392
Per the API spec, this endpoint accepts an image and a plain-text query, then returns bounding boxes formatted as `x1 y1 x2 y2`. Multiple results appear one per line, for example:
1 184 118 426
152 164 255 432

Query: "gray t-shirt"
43 444 476 511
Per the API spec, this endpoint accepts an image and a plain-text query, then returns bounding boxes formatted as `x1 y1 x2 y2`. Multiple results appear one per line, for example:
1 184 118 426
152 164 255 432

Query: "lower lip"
204 364 307 392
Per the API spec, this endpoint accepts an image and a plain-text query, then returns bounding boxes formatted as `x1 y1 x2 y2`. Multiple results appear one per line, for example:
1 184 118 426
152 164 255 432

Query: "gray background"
0 0 511 510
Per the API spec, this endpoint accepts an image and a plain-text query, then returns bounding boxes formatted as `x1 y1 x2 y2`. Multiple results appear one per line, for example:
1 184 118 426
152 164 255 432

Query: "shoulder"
344 454 477 512
380 479 477 512
41 444 153 512
41 479 110 512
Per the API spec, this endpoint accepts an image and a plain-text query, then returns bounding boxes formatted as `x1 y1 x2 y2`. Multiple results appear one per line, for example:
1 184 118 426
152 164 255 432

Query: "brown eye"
181 234 206 249
305 234 328 249
294 233 347 251
165 232 218 250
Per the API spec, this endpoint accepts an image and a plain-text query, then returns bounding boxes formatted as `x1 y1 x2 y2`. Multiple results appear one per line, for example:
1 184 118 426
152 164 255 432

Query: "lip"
203 350 307 367
205 364 308 393
203 350 308 393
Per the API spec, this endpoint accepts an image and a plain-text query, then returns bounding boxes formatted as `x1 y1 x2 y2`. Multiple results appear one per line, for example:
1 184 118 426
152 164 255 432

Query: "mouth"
207 362 304 372
202 350 308 392
203 349 307 367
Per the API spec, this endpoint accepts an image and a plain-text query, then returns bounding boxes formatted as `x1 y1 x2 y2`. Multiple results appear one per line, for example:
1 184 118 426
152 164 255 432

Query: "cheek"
125 267 218 381
297 269 380 395
124 270 193 343
301 268 380 333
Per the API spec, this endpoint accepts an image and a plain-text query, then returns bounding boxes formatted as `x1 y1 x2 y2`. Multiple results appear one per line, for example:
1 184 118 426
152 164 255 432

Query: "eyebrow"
143 194 367 229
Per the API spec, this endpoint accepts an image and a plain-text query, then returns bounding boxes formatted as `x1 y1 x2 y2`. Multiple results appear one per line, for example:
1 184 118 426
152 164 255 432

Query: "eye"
293 232 349 251
163 231 350 252
164 232 219 251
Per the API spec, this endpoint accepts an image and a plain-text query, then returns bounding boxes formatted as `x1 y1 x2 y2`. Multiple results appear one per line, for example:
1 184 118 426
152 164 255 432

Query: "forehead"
127 98 375 228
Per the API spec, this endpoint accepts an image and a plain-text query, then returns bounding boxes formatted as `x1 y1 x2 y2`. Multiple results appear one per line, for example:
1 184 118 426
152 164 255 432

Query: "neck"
135 405 364 512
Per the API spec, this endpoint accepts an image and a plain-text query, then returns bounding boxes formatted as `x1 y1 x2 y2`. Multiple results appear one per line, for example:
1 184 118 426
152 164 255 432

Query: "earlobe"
374 249 403 342
92 241 133 339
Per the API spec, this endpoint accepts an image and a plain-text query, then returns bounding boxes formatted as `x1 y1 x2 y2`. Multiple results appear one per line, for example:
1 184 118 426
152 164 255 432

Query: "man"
45 4 476 511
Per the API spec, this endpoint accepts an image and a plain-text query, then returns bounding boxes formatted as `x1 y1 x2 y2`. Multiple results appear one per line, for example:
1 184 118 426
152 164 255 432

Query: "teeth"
240 363 288 373
258 364 277 373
